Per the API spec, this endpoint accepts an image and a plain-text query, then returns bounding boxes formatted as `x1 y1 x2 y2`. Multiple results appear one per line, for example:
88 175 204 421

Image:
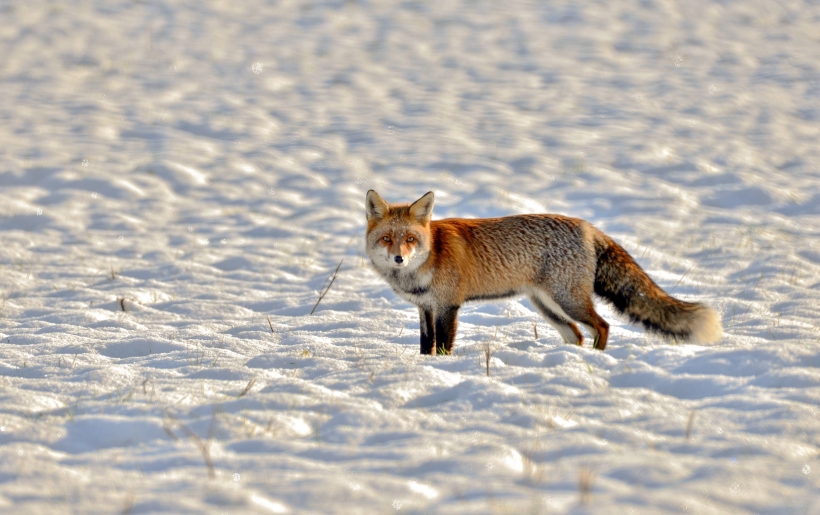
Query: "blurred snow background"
1 0 819 512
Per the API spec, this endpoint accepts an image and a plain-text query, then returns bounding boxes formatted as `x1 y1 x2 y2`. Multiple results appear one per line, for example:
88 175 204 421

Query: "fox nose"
394 256 403 264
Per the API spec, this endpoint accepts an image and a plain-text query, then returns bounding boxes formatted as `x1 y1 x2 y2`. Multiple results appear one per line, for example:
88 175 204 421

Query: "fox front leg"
419 308 435 355
434 306 459 355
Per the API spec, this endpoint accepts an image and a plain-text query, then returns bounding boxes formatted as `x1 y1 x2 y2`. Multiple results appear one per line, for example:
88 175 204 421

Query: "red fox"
365 190 722 354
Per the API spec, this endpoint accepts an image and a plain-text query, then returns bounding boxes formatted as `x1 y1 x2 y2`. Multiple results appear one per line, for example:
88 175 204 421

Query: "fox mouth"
389 256 410 268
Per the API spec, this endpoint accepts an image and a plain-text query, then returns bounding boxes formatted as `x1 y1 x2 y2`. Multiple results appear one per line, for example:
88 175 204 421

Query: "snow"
1 0 820 512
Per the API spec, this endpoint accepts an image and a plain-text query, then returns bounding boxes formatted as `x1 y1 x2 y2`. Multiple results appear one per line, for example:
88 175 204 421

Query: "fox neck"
384 260 435 308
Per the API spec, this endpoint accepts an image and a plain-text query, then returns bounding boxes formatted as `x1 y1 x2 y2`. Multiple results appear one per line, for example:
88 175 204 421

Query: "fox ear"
365 190 390 220
409 191 434 224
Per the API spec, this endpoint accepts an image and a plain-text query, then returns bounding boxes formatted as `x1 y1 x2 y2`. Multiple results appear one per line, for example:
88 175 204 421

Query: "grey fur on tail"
592 233 722 344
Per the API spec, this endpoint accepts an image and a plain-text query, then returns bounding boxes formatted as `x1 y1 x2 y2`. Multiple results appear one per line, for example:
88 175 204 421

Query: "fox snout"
390 248 409 267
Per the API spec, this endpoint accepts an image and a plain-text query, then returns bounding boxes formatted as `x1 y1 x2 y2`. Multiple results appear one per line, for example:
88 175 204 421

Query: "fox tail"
592 232 722 344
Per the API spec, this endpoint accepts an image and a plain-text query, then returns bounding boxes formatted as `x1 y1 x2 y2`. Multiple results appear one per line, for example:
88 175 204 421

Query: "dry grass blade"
237 375 257 398
532 321 538 340
310 259 343 315
266 315 275 334
163 408 215 479
685 409 697 440
176 423 215 479
160 409 179 441
120 491 135 515
669 265 694 294
206 408 218 441
483 327 497 377
520 450 543 485
578 466 596 506
161 423 178 442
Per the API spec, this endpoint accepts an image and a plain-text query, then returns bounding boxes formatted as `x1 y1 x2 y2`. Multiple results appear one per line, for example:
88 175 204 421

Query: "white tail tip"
690 305 723 344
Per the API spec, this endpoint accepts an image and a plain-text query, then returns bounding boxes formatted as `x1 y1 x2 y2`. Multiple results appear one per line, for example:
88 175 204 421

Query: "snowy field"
1 0 820 513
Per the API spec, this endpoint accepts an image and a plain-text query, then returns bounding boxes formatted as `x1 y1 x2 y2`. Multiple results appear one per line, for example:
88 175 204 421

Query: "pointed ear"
365 190 390 221
409 191 434 224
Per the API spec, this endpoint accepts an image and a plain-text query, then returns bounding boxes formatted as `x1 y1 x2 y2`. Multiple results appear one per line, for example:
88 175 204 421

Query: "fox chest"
384 271 435 308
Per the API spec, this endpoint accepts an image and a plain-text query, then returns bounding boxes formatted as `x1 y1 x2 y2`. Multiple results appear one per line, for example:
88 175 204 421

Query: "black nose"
394 256 403 264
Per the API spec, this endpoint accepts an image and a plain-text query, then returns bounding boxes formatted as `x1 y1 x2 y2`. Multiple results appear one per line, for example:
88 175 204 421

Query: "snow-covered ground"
1 0 820 512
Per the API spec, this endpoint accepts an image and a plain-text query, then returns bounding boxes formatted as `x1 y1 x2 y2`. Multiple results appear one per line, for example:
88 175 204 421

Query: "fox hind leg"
579 310 609 350
553 295 610 350
528 293 584 346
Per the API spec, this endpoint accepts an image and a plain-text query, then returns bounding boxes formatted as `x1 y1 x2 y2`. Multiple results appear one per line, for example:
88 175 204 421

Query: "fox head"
365 190 433 271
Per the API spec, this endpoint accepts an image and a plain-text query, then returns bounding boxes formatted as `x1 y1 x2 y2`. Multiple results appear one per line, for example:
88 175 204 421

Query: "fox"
364 189 722 354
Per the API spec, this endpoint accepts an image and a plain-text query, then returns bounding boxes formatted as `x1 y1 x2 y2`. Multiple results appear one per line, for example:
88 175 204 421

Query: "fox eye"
407 236 415 242
382 236 391 242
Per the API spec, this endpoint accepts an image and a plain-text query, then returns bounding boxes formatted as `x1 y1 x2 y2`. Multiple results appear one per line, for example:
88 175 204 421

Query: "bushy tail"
592 233 722 344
